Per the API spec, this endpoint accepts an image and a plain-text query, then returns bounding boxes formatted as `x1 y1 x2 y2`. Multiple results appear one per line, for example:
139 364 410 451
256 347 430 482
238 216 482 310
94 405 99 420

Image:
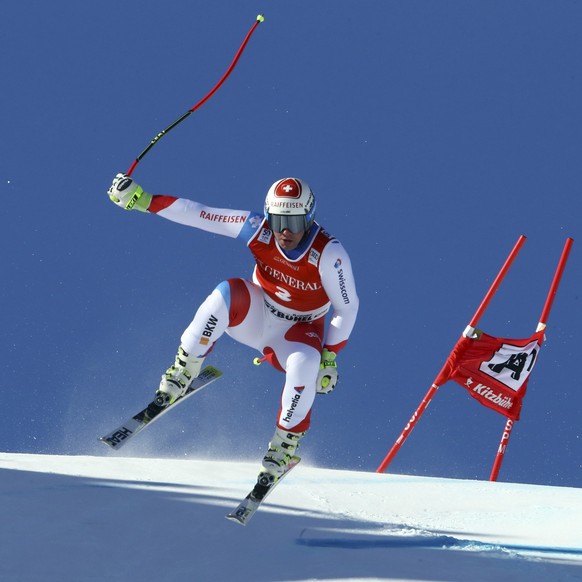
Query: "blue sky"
1 1 580 487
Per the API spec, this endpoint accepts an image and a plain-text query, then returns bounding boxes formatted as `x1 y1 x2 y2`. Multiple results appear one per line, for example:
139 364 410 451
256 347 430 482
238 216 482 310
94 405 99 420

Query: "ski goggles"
267 213 308 234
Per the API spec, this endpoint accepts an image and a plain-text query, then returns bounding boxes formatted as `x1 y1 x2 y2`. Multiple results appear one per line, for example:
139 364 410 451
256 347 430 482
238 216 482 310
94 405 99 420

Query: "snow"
0 453 580 582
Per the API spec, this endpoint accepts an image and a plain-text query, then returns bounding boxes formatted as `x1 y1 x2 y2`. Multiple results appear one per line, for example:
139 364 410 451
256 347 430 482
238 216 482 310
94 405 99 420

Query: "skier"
107 174 359 480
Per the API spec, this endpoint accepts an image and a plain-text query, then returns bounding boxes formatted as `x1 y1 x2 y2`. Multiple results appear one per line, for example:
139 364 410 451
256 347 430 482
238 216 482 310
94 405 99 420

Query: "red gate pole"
489 237 574 482
465 235 527 333
376 235 527 474
537 238 574 332
489 419 514 481
375 382 440 473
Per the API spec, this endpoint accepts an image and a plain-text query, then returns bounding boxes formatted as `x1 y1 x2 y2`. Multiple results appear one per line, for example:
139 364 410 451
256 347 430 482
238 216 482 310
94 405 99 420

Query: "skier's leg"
276 346 321 432
261 320 324 476
158 278 260 403
181 278 266 353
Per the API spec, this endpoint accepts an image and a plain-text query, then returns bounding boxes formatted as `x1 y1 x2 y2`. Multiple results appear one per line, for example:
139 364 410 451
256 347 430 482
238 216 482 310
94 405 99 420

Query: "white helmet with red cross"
264 177 316 233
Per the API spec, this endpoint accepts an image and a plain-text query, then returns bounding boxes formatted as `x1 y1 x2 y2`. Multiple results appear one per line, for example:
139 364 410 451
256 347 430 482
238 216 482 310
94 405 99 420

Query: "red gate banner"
437 330 545 420
377 237 573 478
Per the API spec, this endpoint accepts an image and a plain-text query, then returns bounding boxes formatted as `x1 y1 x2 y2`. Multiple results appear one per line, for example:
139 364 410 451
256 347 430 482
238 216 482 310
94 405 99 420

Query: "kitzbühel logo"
465 377 513 410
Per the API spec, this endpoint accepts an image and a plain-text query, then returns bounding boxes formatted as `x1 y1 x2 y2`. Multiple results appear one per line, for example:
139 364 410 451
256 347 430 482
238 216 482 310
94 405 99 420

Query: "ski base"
226 457 300 525
99 365 222 450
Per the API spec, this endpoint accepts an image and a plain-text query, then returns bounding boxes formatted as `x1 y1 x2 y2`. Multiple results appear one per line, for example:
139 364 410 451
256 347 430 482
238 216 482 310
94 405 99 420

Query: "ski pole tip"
257 14 265 23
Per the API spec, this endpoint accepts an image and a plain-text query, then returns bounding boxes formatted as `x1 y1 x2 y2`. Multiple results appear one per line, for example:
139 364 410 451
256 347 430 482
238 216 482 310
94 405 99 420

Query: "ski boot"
261 428 305 478
155 346 205 406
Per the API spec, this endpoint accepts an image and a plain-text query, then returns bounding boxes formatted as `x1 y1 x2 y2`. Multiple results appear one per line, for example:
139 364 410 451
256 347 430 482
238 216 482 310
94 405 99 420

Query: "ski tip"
225 513 248 526
201 365 223 379
98 436 123 450
98 437 116 450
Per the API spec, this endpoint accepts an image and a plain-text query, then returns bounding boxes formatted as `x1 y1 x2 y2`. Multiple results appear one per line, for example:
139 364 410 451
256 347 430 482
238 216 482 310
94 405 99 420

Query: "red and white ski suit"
148 195 359 432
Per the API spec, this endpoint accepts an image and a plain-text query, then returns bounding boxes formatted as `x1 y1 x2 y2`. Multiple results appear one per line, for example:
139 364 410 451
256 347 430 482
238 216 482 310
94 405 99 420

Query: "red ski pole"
126 14 265 177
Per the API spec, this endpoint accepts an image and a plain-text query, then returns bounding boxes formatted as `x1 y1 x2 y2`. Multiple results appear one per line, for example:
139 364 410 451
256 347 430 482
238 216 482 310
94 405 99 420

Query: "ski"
226 457 300 525
99 365 222 450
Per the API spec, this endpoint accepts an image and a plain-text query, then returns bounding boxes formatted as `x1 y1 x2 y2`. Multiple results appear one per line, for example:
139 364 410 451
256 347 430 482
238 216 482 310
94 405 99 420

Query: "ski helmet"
264 177 316 233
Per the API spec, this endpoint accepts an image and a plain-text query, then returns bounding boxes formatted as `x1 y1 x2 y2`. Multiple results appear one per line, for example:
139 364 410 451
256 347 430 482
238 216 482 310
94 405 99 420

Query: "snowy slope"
0 453 580 582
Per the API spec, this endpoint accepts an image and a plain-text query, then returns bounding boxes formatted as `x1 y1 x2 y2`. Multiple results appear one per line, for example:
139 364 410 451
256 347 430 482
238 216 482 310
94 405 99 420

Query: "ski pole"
126 14 265 177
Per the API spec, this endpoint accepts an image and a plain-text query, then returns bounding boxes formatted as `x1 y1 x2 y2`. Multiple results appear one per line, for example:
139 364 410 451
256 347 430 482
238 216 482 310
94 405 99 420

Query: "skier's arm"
108 173 262 242
319 240 359 353
150 196 254 239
